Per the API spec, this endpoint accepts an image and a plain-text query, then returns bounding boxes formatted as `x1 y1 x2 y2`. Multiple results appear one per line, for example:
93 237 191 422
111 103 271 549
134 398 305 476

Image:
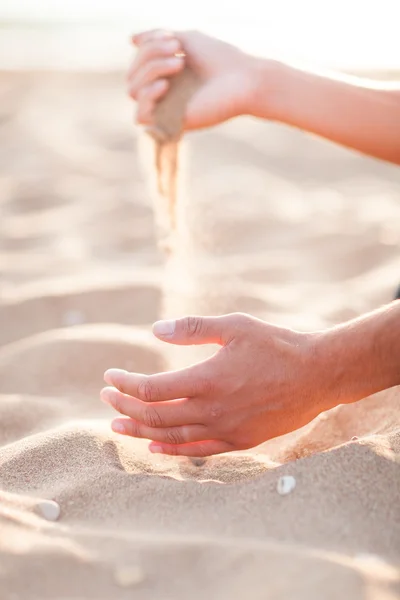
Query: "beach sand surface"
0 71 399 599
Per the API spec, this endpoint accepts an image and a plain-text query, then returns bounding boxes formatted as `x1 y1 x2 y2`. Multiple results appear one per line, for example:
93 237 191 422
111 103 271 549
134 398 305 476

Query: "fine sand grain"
149 65 200 243
0 71 399 599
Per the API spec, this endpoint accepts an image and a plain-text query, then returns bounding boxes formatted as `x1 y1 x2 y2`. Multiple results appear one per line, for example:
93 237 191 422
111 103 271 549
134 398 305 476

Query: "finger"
101 386 202 426
136 79 170 125
104 365 212 402
132 29 174 46
152 314 239 346
128 56 184 100
127 37 181 80
111 418 208 445
149 440 233 457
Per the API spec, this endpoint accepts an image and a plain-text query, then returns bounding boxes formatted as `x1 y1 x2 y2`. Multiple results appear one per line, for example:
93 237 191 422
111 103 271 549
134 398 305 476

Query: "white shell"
37 500 61 521
277 475 296 496
114 566 145 587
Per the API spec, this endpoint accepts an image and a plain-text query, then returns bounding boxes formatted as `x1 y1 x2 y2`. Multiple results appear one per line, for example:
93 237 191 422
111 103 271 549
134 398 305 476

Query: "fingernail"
153 319 175 337
150 444 163 454
112 422 125 434
104 368 127 384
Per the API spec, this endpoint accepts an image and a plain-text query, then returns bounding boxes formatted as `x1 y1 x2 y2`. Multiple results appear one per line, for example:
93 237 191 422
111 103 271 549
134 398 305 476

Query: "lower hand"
101 313 331 457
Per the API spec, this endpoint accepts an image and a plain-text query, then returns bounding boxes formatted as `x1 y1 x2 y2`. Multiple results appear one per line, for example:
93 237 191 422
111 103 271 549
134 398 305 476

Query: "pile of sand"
0 71 399 599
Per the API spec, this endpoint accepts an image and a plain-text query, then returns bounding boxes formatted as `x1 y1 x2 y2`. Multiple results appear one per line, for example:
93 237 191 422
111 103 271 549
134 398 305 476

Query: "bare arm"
129 30 400 165
253 60 400 165
317 300 400 406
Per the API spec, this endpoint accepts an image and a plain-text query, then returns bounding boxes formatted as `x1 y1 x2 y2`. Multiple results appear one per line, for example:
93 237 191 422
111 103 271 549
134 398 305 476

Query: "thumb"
152 315 234 346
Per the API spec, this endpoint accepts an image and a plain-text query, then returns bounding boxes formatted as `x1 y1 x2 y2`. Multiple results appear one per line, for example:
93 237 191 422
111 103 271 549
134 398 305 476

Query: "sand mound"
0 422 399 599
0 324 165 396
0 278 160 346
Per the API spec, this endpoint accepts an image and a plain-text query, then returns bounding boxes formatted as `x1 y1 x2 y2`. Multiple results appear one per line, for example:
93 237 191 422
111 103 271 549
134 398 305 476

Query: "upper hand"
101 313 330 457
127 29 261 130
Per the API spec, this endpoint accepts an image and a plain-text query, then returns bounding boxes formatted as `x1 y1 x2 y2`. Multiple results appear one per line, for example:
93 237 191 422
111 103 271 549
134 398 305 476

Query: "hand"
101 313 331 457
127 29 266 130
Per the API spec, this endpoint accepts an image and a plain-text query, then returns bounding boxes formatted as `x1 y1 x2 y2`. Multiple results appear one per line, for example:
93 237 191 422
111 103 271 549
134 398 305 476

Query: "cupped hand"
127 29 261 130
101 313 331 457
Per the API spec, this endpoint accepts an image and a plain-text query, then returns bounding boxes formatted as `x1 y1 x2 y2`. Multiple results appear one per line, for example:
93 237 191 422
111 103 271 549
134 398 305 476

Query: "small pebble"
351 436 359 441
114 566 145 588
277 475 296 496
190 457 207 467
37 500 61 522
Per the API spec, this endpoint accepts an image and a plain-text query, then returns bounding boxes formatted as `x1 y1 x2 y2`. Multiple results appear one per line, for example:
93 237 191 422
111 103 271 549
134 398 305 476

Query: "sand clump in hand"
0 71 400 599
146 66 200 248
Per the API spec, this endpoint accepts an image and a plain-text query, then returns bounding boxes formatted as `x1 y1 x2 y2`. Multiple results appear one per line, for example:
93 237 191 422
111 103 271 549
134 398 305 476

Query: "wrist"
313 302 400 409
246 57 289 122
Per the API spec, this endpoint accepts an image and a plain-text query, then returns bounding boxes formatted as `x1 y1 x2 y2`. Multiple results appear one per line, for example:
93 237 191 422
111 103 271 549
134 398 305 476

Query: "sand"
149 66 200 245
0 70 400 599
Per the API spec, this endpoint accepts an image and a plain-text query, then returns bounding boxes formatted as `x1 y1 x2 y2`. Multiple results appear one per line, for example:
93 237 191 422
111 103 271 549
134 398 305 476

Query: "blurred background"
1 0 400 367
1 0 399 71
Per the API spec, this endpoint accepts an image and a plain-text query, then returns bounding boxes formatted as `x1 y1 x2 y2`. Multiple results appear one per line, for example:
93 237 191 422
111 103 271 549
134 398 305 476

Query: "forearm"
252 59 400 165
317 301 400 409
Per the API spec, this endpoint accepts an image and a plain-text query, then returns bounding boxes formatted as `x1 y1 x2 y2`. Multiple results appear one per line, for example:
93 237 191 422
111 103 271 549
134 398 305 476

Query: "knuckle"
209 402 224 421
231 312 250 325
226 312 254 336
143 406 163 428
129 421 142 438
185 316 203 338
137 378 157 402
197 375 214 396
165 428 183 445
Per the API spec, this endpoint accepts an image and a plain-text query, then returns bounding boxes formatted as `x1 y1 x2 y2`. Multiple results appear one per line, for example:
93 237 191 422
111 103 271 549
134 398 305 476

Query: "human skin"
128 29 400 165
101 303 400 457
103 30 400 456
